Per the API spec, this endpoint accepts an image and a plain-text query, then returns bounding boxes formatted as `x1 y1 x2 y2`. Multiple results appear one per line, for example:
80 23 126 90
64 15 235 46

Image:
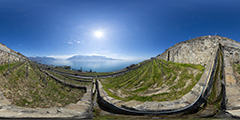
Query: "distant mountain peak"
29 55 118 61
28 56 55 62
67 55 116 61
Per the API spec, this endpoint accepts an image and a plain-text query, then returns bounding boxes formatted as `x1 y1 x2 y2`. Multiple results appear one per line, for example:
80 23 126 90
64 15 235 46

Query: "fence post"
44 73 46 82
90 78 94 117
26 61 29 78
44 73 47 85
8 53 10 73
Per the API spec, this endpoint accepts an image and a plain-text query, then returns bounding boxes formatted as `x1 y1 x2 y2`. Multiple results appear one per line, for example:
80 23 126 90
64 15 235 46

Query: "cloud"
67 41 74 44
47 55 76 59
66 40 83 45
80 51 146 61
47 53 148 62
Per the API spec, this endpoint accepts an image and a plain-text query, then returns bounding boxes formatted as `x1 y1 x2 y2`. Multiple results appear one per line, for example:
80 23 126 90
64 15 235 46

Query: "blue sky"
1 0 240 60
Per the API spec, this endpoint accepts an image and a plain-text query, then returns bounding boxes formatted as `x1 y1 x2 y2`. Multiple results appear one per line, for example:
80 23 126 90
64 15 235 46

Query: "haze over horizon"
1 0 240 60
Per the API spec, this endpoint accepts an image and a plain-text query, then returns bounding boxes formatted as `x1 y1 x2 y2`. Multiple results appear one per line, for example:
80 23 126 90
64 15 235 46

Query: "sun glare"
94 31 104 38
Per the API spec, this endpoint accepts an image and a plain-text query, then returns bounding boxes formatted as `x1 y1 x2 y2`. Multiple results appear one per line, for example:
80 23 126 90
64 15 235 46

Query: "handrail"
97 46 221 115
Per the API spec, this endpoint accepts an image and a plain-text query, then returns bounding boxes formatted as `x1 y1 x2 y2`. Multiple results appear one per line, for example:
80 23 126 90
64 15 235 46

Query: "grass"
102 59 205 102
0 62 21 73
0 61 87 108
52 67 116 76
233 63 240 75
48 70 92 86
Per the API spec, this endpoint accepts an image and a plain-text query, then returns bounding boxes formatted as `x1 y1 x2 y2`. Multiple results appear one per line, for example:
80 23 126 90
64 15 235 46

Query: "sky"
1 0 240 60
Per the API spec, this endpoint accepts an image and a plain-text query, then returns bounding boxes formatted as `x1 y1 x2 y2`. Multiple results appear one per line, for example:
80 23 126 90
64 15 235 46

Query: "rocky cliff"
157 35 240 66
0 43 27 65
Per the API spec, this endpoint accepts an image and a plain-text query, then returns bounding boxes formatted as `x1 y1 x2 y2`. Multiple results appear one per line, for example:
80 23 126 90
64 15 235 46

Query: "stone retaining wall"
157 36 240 66
0 43 26 65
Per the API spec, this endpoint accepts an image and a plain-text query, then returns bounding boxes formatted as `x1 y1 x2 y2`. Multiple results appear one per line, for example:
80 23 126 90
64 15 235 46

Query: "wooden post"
26 62 29 78
167 51 170 61
8 53 10 73
44 73 47 85
44 73 46 81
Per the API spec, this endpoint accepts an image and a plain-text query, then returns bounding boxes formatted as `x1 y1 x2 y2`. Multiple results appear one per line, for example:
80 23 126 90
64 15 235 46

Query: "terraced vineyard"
51 67 117 76
0 61 87 108
47 70 92 86
102 59 205 102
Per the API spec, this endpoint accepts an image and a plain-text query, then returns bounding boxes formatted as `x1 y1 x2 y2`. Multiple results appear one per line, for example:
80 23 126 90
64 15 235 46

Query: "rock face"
0 43 26 64
157 35 240 65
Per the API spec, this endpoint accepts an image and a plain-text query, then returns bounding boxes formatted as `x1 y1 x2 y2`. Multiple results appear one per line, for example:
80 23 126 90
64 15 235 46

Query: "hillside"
0 43 90 108
28 56 56 62
97 35 227 117
102 59 204 102
2 35 240 118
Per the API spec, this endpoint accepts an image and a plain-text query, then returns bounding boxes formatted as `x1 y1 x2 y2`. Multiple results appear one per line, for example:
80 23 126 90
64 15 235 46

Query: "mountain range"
29 55 116 61
28 56 56 62
67 55 116 61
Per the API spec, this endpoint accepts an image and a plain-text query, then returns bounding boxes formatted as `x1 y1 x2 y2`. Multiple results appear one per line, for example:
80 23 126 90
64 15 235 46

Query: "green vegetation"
48 71 92 86
52 67 115 76
102 59 205 102
233 63 240 75
0 62 86 108
0 62 22 74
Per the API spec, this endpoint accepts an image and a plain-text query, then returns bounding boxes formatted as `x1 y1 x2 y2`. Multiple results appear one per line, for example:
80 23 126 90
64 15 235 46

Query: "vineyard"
51 67 117 76
102 59 205 102
0 61 89 108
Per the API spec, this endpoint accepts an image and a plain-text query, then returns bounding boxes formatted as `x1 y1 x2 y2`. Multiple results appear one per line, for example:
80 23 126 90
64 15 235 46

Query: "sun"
94 31 104 38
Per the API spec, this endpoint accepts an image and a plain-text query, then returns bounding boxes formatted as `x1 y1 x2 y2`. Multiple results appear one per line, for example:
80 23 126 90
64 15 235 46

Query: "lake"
38 59 143 72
